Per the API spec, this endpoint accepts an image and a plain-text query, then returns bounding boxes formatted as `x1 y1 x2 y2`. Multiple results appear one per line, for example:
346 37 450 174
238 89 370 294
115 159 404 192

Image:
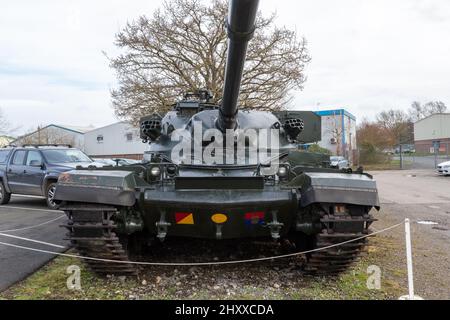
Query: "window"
0 150 11 163
126 133 133 142
42 149 92 163
26 151 43 166
12 150 26 165
97 135 104 143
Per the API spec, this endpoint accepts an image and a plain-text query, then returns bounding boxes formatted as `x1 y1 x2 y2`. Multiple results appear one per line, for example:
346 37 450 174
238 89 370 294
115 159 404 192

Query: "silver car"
330 156 349 169
437 161 450 176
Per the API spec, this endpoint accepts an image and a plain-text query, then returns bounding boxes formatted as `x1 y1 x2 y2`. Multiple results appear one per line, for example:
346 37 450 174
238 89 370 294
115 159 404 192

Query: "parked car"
143 151 152 162
92 158 117 166
394 144 415 154
329 156 349 169
93 158 141 166
112 158 141 166
437 161 450 176
0 145 103 209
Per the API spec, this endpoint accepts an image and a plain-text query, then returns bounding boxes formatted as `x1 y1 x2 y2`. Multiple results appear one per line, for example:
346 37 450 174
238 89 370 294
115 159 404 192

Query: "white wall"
414 113 450 141
84 122 149 157
318 114 341 154
317 112 356 162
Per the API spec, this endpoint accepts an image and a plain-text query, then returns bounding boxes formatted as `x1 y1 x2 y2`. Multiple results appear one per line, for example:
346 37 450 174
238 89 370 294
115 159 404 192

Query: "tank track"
61 203 137 276
303 213 376 276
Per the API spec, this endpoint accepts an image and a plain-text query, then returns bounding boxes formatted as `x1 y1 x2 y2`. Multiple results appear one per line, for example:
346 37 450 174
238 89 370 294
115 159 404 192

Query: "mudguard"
288 172 380 209
54 170 142 207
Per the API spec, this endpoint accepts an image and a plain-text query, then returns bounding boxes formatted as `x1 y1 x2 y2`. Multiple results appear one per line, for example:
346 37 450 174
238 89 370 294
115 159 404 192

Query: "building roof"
413 113 450 124
84 121 130 134
314 109 356 121
55 124 96 133
26 124 95 134
11 124 95 144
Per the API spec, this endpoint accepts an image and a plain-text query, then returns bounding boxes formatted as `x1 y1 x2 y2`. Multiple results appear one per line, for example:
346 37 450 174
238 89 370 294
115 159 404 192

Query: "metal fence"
398 142 450 170
355 142 450 170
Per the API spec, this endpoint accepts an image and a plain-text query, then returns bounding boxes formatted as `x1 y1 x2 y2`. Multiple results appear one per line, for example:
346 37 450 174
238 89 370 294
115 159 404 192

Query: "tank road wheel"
300 206 376 276
61 203 137 276
0 181 11 205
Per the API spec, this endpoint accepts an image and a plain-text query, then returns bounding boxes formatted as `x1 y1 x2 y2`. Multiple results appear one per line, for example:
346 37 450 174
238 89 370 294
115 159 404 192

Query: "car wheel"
46 182 61 210
0 181 11 205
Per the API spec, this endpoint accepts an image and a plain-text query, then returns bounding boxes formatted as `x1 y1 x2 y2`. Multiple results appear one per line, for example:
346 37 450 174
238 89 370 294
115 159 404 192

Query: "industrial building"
314 109 357 163
11 124 93 149
11 122 148 160
83 122 148 160
0 136 14 147
414 113 450 154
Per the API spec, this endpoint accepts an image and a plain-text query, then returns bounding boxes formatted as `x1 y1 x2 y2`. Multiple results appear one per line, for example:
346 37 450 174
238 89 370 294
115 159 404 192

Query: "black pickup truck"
0 145 101 209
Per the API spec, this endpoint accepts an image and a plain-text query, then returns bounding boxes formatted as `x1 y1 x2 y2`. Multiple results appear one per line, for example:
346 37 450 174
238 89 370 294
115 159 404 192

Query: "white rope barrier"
0 221 404 266
0 232 66 249
0 215 65 233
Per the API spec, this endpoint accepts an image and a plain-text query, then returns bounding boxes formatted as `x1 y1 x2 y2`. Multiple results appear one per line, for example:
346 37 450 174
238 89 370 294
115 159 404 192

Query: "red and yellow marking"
244 211 265 225
175 212 194 225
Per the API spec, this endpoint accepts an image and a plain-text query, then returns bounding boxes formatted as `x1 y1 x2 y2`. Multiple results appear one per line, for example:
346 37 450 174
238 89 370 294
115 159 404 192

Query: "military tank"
55 0 379 276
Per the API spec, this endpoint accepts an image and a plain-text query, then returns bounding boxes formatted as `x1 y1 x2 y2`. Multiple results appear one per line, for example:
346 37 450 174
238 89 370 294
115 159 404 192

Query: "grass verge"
359 160 412 171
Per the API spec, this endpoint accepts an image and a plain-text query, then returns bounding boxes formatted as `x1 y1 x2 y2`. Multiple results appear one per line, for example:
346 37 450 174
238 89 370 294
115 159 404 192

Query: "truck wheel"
46 182 61 210
0 181 11 205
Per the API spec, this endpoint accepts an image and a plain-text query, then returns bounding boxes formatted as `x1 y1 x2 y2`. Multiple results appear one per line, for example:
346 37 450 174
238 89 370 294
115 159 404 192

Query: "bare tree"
0 107 11 135
357 119 391 151
409 101 424 122
326 116 344 156
109 0 310 123
376 109 413 146
357 119 392 164
408 101 447 122
424 101 447 115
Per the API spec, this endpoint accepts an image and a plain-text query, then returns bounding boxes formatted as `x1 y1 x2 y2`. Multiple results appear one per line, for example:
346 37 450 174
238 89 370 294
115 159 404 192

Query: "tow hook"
266 210 284 239
156 211 171 241
215 224 223 240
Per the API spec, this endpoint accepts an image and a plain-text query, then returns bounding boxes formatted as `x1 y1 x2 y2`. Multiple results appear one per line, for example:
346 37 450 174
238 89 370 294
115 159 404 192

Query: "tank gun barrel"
217 0 260 131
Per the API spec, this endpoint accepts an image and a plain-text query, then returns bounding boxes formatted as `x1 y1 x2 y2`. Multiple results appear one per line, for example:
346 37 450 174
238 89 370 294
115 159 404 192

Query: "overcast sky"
1 0 449 135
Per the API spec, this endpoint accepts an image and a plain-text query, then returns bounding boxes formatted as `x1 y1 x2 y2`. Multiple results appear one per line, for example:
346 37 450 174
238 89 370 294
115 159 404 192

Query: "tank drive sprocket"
61 204 137 276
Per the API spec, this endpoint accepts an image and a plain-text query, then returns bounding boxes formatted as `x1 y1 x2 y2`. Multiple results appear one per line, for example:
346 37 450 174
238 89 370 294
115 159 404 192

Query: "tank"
55 0 379 276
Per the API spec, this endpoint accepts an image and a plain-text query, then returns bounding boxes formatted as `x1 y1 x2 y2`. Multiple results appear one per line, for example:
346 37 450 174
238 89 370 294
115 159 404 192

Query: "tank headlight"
277 166 288 178
150 166 161 177
166 164 178 177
